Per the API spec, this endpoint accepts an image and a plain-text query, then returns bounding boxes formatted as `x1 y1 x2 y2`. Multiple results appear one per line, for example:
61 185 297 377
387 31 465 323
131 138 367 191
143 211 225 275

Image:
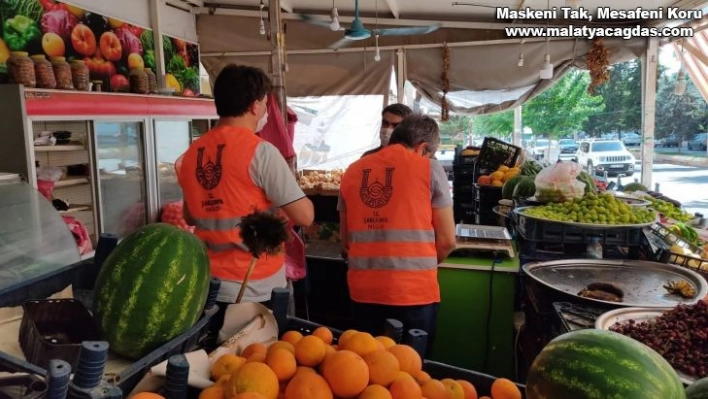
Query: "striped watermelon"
526 329 686 399
687 377 708 399
92 223 211 359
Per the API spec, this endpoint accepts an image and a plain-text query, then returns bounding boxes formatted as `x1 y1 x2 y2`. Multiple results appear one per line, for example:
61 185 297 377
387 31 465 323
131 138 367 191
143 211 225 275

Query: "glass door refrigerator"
93 121 148 238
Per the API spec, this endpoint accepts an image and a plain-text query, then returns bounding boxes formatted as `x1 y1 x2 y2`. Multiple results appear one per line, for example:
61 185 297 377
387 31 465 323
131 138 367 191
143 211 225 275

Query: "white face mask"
256 110 268 132
380 127 394 146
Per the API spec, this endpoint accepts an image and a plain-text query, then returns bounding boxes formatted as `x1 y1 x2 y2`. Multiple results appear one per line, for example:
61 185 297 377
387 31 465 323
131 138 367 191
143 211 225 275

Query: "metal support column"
148 0 166 89
396 49 405 103
640 37 658 188
513 106 522 146
268 0 288 123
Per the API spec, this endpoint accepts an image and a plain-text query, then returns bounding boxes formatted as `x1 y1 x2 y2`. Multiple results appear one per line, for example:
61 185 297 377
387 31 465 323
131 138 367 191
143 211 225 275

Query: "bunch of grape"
645 196 694 222
522 192 655 225
610 301 708 378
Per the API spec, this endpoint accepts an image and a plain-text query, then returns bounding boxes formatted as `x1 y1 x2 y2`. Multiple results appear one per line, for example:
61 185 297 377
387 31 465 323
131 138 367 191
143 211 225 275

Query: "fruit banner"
0 0 200 95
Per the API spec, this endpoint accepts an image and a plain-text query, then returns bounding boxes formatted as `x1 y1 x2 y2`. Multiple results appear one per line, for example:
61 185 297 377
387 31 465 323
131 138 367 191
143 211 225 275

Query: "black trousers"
351 301 439 356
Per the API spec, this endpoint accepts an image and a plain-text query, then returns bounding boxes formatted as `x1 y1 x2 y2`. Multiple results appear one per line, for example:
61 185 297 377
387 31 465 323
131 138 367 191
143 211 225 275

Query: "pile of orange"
198 327 522 399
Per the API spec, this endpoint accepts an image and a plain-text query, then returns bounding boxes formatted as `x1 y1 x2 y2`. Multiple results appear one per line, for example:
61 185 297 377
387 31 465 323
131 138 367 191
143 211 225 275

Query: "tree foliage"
471 70 604 138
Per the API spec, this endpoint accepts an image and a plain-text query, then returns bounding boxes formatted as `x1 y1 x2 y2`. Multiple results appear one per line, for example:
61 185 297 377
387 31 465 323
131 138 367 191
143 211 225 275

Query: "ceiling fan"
299 0 442 49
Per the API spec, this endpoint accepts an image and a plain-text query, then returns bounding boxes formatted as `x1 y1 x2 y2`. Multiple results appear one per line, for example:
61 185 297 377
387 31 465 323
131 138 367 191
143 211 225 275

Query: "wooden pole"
268 0 288 124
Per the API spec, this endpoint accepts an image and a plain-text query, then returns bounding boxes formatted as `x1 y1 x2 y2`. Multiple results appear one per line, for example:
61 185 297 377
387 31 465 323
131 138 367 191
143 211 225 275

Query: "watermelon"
526 329 686 399
502 175 525 199
92 223 211 359
512 176 536 198
687 377 708 399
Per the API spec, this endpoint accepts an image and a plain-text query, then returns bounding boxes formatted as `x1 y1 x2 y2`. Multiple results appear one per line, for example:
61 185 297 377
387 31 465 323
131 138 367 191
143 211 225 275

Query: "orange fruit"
479 397 491 399
242 343 268 359
312 327 334 345
247 352 267 364
441 379 464 399
211 354 248 380
234 393 267 399
227 362 279 399
294 335 327 367
294 366 316 376
412 370 432 385
132 393 165 399
363 350 400 387
281 331 304 346
268 341 296 355
456 380 477 399
420 379 449 399
375 336 397 349
490 378 521 399
388 373 422 399
358 384 393 399
283 372 333 399
387 345 422 375
342 332 381 357
216 374 232 388
266 348 297 382
321 350 369 398
337 329 359 346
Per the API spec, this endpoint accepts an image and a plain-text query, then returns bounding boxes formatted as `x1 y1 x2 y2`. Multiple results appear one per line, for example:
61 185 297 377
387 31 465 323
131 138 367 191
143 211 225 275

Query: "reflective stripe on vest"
347 256 437 270
194 206 278 253
349 229 435 243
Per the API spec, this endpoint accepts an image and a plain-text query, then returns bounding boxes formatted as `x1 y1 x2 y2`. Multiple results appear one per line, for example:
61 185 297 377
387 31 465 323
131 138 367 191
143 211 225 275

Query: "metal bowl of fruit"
595 304 706 384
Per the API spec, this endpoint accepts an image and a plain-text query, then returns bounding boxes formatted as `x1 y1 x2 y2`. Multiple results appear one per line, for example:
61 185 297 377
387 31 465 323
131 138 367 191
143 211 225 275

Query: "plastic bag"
534 161 586 203
37 166 63 182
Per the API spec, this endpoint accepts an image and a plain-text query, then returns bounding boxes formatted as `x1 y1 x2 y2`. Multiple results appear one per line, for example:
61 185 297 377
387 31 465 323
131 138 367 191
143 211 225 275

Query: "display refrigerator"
0 85 218 250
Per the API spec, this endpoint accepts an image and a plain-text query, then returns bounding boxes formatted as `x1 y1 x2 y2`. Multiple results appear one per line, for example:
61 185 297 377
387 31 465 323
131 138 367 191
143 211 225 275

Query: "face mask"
256 110 268 132
379 127 394 146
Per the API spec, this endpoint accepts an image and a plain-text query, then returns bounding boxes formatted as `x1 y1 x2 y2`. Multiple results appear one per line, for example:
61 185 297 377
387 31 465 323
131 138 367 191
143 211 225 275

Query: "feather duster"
239 211 289 259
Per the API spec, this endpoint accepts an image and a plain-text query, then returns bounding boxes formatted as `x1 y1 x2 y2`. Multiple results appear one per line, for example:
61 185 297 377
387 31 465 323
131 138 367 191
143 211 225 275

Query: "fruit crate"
424 360 526 397
645 224 708 278
454 208 475 224
513 212 646 246
474 211 500 226
476 137 522 175
19 298 101 370
473 184 503 203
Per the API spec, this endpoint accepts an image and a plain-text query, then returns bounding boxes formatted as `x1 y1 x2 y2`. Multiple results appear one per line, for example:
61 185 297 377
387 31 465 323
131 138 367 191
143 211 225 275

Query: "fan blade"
299 13 345 31
329 37 353 49
374 23 442 37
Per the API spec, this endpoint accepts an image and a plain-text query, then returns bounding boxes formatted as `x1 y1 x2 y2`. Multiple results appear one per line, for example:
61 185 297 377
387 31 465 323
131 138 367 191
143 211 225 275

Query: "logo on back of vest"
196 144 225 190
359 168 394 208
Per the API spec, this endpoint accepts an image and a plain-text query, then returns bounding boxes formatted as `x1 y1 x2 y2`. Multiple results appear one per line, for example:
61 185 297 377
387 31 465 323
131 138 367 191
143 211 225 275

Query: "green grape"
523 192 656 225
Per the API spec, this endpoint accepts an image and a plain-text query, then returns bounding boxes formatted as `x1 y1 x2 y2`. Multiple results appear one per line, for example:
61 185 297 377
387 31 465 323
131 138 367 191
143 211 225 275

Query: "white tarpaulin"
289 95 384 171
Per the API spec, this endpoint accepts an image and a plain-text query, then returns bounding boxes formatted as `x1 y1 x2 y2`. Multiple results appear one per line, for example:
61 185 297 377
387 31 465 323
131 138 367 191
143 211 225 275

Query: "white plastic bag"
534 161 586 202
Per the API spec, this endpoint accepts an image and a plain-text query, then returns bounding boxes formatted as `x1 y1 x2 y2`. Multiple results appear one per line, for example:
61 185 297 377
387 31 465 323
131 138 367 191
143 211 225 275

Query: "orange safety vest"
176 126 283 282
341 144 440 306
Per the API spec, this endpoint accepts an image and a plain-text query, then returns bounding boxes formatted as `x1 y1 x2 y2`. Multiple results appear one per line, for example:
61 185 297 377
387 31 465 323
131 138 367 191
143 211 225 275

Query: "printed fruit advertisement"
0 0 200 95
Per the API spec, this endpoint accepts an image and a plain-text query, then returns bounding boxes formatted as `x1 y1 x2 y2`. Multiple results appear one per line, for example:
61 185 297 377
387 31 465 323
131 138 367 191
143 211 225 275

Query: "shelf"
59 205 91 214
34 145 85 152
55 177 89 188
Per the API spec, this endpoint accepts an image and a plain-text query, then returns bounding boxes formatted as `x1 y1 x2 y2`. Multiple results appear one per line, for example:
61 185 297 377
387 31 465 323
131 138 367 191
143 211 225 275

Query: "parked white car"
576 140 636 177
528 139 559 161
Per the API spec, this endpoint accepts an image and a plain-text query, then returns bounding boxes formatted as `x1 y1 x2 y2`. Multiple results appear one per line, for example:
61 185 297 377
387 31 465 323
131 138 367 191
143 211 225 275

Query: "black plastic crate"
476 137 522 174
19 299 101 370
423 360 526 398
454 208 475 224
473 184 503 203
453 167 476 180
474 212 500 226
455 201 475 210
514 213 645 246
453 190 474 203
455 155 478 165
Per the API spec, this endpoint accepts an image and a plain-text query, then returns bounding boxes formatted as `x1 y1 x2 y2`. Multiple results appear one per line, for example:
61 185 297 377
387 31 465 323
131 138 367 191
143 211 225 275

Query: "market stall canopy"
674 19 708 103
189 0 705 111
